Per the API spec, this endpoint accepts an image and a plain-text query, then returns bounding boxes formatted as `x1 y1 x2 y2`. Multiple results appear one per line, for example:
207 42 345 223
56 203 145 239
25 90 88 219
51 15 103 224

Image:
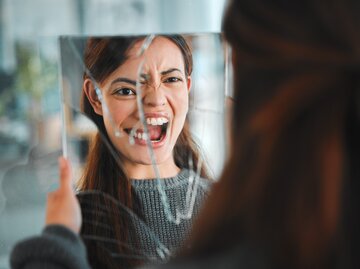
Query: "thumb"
58 157 72 190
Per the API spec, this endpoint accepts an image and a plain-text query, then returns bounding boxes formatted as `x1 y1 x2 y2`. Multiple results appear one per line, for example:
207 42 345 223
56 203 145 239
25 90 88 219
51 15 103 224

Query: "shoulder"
10 225 91 269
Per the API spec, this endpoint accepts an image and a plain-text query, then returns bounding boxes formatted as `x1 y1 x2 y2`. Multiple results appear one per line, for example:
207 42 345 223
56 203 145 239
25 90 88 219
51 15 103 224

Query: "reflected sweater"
131 169 210 256
79 169 211 267
11 169 210 268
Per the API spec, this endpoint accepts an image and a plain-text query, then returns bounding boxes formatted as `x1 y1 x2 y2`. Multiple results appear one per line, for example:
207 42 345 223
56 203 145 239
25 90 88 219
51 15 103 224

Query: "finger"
58 157 72 190
46 191 57 204
47 191 55 200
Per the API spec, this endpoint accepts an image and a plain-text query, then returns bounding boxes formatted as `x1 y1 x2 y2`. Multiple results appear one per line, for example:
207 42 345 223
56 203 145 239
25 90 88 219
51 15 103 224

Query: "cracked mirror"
58 33 228 267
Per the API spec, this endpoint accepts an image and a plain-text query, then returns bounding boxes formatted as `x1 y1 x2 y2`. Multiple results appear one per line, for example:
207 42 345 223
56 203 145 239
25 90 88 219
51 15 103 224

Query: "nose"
142 84 166 107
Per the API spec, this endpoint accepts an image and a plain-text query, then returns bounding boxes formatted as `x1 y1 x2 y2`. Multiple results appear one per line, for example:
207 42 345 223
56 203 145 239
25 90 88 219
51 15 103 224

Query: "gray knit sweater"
10 169 211 268
131 169 210 260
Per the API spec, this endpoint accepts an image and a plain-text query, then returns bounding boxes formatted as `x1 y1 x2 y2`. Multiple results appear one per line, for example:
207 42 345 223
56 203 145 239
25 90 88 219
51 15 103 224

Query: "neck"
124 159 181 180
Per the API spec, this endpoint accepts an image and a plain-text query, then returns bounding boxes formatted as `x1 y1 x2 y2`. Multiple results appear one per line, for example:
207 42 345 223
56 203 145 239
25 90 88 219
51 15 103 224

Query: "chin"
129 149 173 166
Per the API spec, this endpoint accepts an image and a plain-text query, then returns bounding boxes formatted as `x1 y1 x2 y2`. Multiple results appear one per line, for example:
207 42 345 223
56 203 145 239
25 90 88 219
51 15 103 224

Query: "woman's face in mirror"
91 37 191 167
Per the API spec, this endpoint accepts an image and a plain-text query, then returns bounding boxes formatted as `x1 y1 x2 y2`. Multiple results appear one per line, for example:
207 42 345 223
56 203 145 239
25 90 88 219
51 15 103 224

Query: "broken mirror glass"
58 33 228 267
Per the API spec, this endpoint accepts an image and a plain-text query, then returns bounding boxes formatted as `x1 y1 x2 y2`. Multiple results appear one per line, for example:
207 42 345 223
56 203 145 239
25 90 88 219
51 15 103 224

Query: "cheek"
102 99 137 127
170 89 189 116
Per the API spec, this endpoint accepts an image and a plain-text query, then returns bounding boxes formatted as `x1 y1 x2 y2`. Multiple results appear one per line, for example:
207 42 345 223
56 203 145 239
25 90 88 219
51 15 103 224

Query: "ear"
186 76 192 92
83 78 103 115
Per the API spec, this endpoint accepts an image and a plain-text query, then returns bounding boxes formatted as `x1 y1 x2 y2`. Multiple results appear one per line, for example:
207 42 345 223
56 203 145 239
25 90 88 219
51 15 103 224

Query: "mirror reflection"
59 33 227 267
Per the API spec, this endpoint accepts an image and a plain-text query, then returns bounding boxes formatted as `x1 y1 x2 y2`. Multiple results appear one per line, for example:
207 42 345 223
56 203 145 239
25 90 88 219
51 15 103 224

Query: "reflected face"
96 37 191 166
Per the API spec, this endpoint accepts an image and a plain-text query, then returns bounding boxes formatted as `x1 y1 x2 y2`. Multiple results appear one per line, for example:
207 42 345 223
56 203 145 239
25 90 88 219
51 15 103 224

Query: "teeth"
146 117 169 126
133 132 148 140
130 117 168 141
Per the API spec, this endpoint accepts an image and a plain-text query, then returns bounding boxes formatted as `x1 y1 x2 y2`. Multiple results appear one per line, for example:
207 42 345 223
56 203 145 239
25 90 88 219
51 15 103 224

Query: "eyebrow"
110 68 183 86
110 77 136 86
160 68 183 75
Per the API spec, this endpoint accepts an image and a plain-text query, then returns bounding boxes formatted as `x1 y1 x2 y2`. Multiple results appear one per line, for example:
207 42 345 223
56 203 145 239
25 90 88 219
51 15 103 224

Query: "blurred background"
0 0 226 268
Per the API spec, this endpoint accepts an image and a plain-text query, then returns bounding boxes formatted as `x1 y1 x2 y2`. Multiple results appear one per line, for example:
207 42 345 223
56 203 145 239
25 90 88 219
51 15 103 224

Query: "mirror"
58 33 228 267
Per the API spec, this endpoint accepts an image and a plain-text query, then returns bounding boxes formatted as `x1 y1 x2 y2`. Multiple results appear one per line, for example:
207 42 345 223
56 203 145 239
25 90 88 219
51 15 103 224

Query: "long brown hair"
77 35 210 268
186 0 360 268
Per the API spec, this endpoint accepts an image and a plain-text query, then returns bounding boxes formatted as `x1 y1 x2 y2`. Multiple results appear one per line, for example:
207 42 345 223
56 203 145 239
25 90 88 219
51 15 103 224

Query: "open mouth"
124 117 169 143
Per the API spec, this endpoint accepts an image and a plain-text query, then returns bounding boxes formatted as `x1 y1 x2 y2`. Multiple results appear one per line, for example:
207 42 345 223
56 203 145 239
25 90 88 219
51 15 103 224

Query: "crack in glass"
58 33 226 265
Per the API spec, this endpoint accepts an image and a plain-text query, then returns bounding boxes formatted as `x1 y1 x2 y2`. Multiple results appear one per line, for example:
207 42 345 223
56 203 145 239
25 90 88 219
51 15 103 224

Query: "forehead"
123 37 185 73
130 36 183 59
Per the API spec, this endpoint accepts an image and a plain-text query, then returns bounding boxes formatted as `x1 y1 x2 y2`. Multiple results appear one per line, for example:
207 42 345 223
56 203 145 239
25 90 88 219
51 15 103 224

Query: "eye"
113 88 136 96
164 77 182 83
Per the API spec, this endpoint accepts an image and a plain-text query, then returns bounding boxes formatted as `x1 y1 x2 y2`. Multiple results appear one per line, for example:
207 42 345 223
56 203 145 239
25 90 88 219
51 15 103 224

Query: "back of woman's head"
188 0 360 268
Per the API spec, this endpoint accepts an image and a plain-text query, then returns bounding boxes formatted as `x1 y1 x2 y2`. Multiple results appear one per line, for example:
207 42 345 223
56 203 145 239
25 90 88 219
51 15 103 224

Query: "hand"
45 157 82 234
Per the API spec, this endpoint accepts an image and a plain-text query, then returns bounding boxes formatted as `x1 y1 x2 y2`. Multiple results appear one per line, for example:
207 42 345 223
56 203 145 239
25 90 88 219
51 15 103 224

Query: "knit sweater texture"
78 169 210 266
130 169 210 258
10 169 210 268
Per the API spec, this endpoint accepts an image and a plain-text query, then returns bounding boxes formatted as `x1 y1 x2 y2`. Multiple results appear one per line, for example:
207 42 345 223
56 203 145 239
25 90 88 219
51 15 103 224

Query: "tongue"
148 126 162 140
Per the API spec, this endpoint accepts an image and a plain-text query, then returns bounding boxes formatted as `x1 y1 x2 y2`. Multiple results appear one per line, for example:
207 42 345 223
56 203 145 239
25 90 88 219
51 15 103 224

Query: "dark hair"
77 35 209 268
186 0 360 268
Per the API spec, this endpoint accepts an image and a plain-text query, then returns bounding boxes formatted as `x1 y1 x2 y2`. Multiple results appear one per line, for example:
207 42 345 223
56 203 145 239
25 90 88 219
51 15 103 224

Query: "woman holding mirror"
12 0 360 268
